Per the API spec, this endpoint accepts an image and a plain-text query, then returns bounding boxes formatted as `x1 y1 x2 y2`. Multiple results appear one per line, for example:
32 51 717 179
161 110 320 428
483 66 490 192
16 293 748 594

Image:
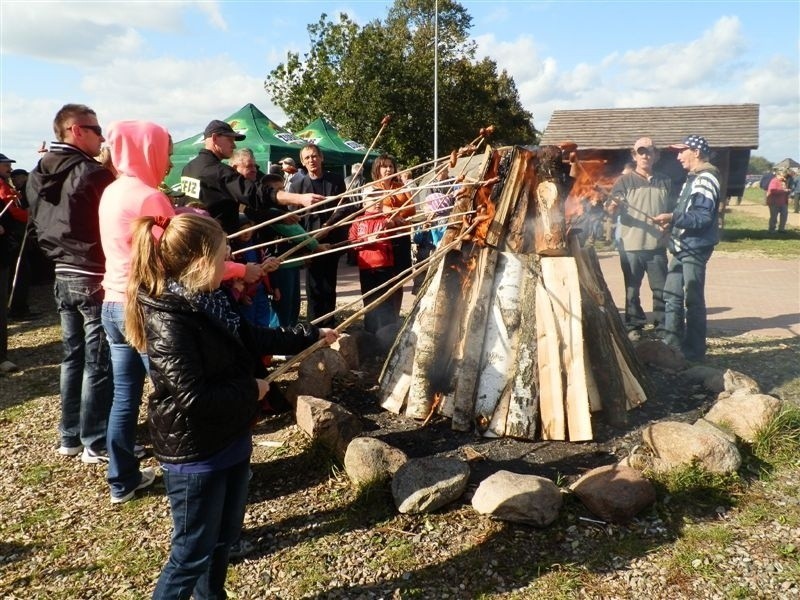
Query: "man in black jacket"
26 104 115 462
180 120 323 235
289 143 354 327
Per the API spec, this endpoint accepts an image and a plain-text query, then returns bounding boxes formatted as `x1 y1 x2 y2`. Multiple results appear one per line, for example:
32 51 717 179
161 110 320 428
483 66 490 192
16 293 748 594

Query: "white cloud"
1 1 223 65
472 15 798 160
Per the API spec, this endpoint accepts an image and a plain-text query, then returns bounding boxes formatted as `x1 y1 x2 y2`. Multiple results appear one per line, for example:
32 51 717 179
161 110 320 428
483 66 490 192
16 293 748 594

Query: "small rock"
343 437 408 486
569 465 656 523
295 395 363 461
642 421 741 474
704 393 783 443
472 470 562 527
392 456 470 514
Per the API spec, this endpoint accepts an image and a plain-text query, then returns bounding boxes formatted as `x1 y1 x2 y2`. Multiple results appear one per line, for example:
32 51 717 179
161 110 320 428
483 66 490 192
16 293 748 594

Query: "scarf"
167 280 241 336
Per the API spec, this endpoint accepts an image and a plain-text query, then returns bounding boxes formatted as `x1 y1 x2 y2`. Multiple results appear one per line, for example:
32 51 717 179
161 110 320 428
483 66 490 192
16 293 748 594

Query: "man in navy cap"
653 134 720 362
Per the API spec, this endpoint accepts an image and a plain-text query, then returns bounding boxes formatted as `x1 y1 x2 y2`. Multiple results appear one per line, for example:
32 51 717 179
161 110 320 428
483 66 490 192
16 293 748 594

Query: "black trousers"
305 252 340 328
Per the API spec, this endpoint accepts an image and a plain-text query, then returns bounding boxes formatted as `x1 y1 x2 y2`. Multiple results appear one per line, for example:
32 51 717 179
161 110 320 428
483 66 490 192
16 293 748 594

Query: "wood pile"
378 145 653 441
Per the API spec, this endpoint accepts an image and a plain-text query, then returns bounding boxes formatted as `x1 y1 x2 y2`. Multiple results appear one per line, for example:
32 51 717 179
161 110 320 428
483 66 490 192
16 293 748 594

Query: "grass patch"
750 404 800 467
19 463 56 486
651 462 743 512
718 189 800 257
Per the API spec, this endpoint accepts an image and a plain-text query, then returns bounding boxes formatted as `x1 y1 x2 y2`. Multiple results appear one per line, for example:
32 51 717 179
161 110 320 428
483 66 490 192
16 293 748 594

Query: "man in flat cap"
606 137 675 340
653 134 720 362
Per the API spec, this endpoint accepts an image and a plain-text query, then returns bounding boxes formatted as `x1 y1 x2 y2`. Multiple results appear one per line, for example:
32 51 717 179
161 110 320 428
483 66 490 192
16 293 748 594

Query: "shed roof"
539 104 759 150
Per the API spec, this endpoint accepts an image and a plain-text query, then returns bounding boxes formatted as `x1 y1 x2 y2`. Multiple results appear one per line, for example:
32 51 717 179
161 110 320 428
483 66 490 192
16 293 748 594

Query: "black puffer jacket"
139 289 320 463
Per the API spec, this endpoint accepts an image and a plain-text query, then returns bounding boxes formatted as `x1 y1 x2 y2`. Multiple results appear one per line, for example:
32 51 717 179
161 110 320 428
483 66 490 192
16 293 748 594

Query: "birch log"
504 254 540 439
475 251 524 435
449 247 500 431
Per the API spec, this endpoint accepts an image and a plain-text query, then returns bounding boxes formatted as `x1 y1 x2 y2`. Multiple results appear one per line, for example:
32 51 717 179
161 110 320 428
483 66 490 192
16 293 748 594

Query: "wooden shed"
539 104 759 199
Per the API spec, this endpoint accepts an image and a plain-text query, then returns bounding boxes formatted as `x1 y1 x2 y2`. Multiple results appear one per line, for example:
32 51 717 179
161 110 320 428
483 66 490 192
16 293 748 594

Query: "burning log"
378 144 652 442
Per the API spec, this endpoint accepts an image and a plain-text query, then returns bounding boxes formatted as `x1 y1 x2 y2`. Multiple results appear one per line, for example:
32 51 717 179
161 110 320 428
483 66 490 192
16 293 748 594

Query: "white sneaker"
81 447 109 464
58 444 83 457
111 467 157 504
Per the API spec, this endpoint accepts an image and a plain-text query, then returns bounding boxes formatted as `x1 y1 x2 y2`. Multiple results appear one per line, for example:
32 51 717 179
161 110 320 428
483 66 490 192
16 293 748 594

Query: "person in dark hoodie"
653 135 721 362
26 103 116 462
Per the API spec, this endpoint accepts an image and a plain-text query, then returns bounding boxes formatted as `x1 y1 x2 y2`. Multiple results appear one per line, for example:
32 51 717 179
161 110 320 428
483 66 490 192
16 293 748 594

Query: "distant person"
371 154 415 320
289 143 351 327
653 135 721 362
26 103 115 461
766 170 790 232
124 213 337 600
0 153 27 374
345 162 366 191
6 167 39 322
279 156 300 189
606 137 674 340
790 168 800 214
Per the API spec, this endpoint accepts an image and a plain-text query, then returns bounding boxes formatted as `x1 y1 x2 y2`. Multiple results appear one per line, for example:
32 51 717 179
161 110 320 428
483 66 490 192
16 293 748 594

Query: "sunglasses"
77 124 103 137
636 147 654 156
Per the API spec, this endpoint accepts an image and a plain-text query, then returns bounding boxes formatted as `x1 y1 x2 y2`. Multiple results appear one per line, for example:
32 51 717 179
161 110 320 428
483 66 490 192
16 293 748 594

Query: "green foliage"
265 0 538 167
747 155 773 174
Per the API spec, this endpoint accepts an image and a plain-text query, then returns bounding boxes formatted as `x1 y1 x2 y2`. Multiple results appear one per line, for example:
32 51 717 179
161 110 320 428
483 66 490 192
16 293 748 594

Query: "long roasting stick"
232 206 474 257
264 220 481 384
308 221 471 326
278 211 477 266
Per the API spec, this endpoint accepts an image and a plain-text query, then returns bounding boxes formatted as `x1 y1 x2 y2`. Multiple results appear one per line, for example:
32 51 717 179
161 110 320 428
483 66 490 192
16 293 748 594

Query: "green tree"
265 0 538 168
748 155 773 174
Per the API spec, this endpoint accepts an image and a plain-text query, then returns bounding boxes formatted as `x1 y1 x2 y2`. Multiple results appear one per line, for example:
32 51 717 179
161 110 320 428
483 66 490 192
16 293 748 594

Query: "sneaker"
0 360 19 374
110 467 157 504
58 444 83 457
229 538 255 559
81 447 109 464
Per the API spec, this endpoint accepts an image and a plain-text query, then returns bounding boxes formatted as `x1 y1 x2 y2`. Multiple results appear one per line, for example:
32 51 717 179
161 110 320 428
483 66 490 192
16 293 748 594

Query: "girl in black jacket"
125 213 337 600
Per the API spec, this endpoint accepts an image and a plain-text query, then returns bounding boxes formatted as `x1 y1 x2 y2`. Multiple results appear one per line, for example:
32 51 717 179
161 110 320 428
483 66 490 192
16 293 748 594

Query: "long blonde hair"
125 213 225 351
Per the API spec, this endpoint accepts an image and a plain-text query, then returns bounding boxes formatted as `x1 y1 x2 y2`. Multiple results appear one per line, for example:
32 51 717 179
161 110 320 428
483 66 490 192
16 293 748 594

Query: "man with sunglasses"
606 137 675 340
26 104 116 462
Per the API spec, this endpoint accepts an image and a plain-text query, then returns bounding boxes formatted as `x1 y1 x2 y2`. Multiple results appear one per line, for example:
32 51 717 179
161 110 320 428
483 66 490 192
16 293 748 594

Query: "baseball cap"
203 120 245 141
0 153 16 164
633 137 654 151
280 157 296 167
668 134 709 154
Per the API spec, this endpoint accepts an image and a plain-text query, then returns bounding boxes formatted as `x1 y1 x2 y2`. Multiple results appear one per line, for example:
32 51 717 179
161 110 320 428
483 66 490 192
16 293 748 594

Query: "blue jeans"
663 247 714 360
54 274 112 451
153 459 250 600
270 267 301 327
625 249 667 330
102 301 148 498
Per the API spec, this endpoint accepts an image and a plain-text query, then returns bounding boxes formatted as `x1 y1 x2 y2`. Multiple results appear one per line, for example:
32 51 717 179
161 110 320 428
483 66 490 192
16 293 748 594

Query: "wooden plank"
541 257 592 441
611 338 648 409
535 281 565 440
584 340 603 412
486 383 512 438
474 251 524 431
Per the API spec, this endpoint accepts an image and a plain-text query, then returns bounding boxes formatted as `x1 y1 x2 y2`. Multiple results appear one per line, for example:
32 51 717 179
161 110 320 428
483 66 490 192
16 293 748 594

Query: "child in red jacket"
348 189 396 333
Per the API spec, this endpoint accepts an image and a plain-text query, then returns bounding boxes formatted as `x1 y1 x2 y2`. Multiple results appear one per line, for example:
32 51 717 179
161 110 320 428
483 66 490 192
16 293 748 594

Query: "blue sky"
1 0 798 170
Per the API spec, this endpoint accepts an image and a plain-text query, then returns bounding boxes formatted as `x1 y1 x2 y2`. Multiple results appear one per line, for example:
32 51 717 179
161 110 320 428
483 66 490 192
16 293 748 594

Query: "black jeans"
305 252 340 328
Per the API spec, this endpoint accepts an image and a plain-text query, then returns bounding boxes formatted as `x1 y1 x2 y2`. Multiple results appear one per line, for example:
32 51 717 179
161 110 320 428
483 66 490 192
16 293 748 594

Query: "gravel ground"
1 284 798 599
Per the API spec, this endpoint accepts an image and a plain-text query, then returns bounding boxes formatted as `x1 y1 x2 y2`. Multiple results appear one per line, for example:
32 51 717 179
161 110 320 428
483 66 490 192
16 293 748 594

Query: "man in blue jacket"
653 135 720 362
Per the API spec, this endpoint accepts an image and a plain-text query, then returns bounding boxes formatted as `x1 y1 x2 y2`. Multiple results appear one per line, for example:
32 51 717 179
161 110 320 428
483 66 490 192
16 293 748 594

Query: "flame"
565 158 618 221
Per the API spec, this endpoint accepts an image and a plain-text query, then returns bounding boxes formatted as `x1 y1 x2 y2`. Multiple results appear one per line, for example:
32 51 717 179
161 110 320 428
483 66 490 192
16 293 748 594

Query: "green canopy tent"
296 117 380 177
164 103 347 188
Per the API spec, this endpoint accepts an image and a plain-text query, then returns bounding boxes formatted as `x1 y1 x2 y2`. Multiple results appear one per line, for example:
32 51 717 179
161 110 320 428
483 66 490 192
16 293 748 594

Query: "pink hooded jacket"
99 121 175 302
100 121 247 302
